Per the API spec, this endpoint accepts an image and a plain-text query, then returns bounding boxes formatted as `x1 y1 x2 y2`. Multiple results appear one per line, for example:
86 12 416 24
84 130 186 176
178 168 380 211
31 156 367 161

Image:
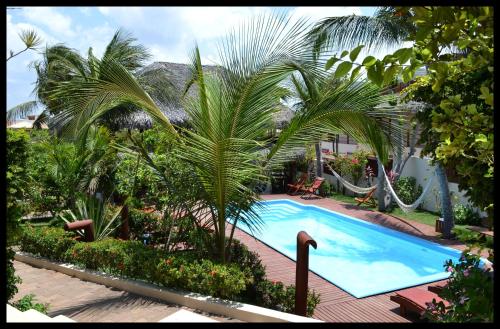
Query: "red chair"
300 177 325 199
390 288 450 318
427 281 448 294
286 173 308 195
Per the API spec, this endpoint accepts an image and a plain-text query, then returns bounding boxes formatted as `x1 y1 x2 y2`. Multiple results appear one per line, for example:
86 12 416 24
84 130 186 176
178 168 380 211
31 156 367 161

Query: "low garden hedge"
18 226 321 316
19 227 246 299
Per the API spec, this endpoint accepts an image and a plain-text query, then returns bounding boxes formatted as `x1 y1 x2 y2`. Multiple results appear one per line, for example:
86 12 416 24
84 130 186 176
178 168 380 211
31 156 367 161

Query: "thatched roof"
111 62 294 130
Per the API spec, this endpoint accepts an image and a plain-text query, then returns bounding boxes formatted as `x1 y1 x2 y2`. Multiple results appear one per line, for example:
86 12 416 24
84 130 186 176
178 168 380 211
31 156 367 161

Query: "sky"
6 6 381 113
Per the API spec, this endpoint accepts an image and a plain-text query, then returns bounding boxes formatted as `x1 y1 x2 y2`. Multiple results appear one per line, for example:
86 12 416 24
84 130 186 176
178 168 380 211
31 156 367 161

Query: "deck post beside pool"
295 231 317 316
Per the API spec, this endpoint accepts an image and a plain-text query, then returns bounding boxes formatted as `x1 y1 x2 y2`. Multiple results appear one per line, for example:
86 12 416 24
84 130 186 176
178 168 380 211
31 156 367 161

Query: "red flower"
351 159 359 164
164 258 172 265
117 262 125 270
210 270 217 277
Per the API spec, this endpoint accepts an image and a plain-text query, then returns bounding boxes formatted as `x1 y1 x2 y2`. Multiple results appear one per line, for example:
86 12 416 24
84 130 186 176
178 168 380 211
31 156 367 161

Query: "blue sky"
7 6 379 113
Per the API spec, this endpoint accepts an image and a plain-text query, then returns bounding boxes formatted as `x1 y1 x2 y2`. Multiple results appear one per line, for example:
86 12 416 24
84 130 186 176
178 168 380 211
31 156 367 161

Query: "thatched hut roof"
111 62 294 130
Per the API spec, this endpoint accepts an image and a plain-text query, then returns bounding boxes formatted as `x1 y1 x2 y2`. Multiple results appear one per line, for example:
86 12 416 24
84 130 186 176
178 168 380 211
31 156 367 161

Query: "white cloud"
21 7 75 37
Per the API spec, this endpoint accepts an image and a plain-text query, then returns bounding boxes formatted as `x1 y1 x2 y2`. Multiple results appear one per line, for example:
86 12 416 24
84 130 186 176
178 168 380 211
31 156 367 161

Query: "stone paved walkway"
12 261 241 322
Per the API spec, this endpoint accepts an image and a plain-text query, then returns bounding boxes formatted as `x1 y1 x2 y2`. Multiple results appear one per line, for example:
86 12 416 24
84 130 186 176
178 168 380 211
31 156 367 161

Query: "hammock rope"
325 163 377 194
325 161 436 213
381 164 436 213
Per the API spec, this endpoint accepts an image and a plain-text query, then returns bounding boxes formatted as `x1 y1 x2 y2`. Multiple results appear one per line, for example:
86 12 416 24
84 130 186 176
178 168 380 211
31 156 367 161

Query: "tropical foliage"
424 251 493 322
39 15 401 263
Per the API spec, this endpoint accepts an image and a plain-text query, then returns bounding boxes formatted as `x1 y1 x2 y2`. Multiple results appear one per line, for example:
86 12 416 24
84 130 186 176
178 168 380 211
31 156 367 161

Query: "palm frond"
307 8 414 56
19 29 42 49
6 101 40 124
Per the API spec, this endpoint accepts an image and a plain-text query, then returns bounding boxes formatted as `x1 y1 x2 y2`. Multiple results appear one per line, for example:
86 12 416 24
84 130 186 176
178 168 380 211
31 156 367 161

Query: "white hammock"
325 163 377 194
381 164 436 213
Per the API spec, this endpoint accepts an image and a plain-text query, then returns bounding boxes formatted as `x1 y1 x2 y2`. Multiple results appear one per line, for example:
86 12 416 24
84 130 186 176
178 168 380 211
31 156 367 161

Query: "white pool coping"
14 251 322 323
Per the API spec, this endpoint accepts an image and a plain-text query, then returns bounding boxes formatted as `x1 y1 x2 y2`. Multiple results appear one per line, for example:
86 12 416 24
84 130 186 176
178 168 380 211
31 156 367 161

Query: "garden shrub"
393 177 423 205
18 229 246 300
11 294 49 314
256 280 321 317
453 204 482 226
18 227 322 314
319 180 332 197
228 239 266 300
6 247 22 302
19 226 77 261
451 226 493 250
424 251 493 322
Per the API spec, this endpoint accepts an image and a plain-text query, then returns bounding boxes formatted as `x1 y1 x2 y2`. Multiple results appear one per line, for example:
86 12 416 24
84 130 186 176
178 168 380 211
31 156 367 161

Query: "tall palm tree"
45 13 404 262
7 29 175 131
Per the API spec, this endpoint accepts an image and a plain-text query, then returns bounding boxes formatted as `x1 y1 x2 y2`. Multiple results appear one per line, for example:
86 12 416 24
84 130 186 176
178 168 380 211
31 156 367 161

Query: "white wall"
400 156 485 216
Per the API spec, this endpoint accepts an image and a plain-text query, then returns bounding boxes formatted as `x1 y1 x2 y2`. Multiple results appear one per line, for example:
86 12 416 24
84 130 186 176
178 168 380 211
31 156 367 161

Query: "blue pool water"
233 199 463 298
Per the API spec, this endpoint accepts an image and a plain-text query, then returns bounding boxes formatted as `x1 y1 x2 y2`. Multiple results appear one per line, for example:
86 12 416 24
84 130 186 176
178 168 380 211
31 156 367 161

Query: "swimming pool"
233 199 463 298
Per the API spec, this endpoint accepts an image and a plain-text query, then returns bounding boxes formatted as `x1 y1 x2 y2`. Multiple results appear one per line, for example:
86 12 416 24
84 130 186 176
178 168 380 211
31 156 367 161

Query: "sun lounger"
300 177 325 200
354 188 376 207
287 173 308 195
390 288 449 317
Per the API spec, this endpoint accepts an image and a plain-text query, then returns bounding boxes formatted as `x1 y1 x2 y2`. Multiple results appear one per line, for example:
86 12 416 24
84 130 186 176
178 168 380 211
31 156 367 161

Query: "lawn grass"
328 191 439 227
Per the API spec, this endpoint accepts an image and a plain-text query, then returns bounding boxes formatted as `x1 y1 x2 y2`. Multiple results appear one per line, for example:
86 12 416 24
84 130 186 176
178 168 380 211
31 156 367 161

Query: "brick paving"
227 194 483 322
12 261 241 322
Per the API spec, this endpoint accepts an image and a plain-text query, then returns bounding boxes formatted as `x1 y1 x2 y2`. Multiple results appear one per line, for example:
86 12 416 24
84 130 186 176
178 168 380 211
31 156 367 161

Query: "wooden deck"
227 194 474 323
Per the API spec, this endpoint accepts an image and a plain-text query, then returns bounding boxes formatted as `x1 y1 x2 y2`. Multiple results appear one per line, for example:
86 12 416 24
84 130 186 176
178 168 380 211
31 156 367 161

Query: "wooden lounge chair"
354 188 377 207
300 177 325 199
286 173 308 195
427 281 448 294
390 288 449 318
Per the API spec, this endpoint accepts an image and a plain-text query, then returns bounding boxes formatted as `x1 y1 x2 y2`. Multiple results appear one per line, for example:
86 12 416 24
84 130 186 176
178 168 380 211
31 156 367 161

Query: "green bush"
256 280 321 317
453 204 482 226
319 180 332 197
19 227 77 261
228 239 266 300
16 229 244 300
424 251 493 322
393 177 423 205
11 294 49 314
6 247 22 302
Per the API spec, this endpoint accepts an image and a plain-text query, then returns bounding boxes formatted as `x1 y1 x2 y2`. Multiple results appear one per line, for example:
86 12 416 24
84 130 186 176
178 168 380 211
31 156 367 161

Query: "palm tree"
307 7 415 55
44 13 404 263
308 7 456 237
7 29 175 131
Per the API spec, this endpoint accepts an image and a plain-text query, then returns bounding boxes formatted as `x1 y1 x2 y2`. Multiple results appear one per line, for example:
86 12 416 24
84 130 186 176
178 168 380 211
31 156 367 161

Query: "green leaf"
340 50 349 58
349 45 364 62
431 78 444 92
334 61 353 79
393 48 413 65
362 56 377 67
401 67 415 84
383 65 399 86
456 39 471 49
325 57 339 71
421 48 432 61
367 63 383 86
475 134 488 143
350 65 362 81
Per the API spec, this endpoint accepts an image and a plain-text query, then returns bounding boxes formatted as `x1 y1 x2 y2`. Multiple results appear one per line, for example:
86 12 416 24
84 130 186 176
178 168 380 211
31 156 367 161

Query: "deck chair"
427 281 448 294
300 177 325 199
286 173 308 195
390 288 449 318
354 188 377 207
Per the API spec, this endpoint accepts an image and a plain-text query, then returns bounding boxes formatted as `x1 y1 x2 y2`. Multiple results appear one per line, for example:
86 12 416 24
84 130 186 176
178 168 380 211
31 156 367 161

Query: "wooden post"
295 231 317 316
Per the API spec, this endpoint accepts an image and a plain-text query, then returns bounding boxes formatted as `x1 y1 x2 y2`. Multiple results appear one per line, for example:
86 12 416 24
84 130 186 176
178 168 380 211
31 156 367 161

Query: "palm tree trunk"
315 143 322 178
436 163 454 238
377 158 386 212
120 204 130 240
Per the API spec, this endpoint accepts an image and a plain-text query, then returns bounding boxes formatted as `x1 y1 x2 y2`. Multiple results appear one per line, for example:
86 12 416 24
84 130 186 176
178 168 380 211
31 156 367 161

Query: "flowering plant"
424 250 493 322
